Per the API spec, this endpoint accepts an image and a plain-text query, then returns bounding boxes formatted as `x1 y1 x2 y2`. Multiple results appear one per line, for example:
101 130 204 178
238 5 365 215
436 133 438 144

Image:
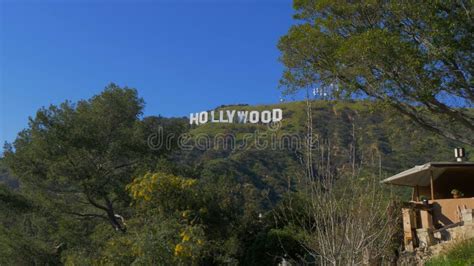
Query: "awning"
381 162 474 187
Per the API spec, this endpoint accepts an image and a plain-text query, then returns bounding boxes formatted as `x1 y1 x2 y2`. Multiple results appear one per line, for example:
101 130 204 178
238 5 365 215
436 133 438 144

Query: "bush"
426 239 474 266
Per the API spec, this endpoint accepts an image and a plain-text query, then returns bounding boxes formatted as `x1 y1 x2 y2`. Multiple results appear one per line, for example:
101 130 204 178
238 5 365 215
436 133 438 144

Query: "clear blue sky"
0 0 295 145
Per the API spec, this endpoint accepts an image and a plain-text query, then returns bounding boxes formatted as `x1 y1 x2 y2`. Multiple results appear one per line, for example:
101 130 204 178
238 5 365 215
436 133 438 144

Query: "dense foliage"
1 85 472 264
426 239 474 266
278 0 473 146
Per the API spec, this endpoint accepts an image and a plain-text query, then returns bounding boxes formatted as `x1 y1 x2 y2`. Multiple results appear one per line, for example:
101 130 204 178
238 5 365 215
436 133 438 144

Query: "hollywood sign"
190 109 283 125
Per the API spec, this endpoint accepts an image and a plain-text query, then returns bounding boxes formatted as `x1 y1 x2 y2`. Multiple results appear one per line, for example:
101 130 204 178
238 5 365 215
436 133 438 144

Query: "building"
382 156 474 251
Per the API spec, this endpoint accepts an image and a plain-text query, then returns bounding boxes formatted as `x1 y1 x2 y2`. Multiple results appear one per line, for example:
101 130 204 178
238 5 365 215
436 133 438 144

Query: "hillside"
189 100 469 163
426 239 474 265
2 96 473 265
176 100 472 200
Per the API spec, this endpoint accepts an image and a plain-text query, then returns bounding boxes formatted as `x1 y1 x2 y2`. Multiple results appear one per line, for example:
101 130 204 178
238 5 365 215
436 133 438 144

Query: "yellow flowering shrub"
173 226 206 262
126 172 197 211
174 243 186 256
125 172 205 263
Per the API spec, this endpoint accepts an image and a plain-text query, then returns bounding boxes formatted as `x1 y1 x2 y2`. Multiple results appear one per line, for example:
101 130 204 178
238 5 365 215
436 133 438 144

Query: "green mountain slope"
175 100 471 201
2 98 472 265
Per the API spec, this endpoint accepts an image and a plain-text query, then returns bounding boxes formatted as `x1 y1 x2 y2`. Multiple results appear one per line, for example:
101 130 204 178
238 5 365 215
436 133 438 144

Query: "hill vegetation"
0 85 472 264
426 239 474 266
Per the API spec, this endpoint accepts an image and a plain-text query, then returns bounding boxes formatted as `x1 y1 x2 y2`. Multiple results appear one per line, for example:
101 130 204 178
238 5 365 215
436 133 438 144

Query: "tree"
0 184 60 265
4 84 146 232
279 0 473 146
272 101 401 265
0 157 18 189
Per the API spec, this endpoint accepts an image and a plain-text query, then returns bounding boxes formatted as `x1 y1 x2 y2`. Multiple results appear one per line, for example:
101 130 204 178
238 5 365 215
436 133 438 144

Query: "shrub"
426 239 474 266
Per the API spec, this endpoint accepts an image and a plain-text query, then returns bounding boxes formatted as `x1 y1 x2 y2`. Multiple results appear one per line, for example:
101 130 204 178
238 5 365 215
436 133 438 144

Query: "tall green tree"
279 0 473 146
4 84 147 232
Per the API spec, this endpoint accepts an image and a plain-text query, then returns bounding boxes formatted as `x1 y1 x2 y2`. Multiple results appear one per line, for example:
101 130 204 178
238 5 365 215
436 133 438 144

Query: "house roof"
381 162 474 187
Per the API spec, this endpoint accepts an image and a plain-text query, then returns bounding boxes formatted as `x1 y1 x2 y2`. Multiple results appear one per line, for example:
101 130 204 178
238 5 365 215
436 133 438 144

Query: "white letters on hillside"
190 108 283 125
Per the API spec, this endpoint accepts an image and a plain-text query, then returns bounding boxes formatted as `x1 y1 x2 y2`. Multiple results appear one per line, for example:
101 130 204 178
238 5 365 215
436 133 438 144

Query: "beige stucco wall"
430 198 474 226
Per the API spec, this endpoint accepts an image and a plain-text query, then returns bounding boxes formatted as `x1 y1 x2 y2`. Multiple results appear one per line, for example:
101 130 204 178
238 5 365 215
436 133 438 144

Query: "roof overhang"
381 162 474 187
